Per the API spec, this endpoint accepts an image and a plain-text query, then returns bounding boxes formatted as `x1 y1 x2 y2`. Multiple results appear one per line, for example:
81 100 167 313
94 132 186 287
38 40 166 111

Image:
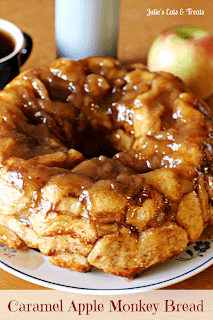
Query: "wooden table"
0 0 213 290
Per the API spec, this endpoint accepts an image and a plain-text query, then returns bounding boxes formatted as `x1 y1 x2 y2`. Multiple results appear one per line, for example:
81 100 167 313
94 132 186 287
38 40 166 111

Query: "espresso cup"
55 0 120 60
0 19 33 90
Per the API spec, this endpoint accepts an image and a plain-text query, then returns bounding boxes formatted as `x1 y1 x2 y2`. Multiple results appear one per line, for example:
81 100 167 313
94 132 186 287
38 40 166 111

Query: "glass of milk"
55 0 121 60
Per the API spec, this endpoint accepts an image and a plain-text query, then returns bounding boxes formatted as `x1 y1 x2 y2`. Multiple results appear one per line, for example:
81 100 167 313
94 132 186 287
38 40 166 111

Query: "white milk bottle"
55 0 121 59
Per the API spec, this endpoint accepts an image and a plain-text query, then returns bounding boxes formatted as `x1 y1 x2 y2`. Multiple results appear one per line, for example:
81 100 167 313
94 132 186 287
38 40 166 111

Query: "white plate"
1 226 213 295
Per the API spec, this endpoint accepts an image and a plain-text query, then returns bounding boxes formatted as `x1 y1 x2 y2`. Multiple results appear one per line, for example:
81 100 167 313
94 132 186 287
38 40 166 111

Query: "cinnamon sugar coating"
0 57 213 277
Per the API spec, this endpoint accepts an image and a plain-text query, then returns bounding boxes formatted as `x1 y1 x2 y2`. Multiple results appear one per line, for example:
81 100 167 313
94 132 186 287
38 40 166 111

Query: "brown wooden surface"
0 0 213 290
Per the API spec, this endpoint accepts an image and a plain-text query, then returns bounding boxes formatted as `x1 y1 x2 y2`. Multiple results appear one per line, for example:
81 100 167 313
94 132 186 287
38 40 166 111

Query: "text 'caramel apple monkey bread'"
0 57 213 277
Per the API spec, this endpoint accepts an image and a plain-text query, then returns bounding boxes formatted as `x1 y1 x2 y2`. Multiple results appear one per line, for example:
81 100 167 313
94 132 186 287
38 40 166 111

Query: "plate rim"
1 254 213 295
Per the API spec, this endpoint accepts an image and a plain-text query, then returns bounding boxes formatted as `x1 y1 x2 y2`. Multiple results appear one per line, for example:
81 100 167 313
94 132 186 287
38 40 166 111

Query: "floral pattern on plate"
0 244 16 258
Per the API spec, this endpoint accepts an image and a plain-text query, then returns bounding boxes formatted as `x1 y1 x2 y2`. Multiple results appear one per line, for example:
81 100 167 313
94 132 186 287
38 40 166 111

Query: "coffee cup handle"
20 32 33 66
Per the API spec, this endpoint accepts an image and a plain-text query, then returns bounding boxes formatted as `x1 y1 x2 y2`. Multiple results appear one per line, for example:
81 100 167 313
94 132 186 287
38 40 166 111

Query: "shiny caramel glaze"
0 57 213 277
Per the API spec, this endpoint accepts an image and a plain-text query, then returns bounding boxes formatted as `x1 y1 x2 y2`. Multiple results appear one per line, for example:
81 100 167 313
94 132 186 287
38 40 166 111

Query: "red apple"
147 25 213 100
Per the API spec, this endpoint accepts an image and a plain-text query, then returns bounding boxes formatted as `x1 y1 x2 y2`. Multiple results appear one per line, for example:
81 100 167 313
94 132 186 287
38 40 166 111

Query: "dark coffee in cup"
0 19 33 90
0 29 16 59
